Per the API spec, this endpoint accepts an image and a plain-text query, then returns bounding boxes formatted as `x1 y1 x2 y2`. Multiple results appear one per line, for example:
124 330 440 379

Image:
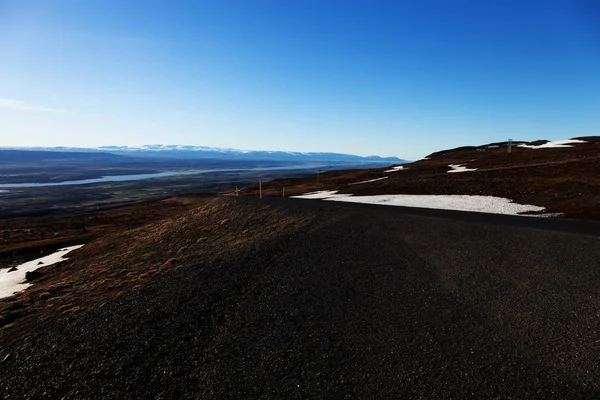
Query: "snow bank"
384 166 405 172
292 191 546 215
518 139 587 149
292 190 351 200
349 177 388 185
0 245 84 299
448 164 478 173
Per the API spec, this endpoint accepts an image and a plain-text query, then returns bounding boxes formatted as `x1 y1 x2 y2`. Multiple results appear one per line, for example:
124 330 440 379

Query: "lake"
0 164 326 189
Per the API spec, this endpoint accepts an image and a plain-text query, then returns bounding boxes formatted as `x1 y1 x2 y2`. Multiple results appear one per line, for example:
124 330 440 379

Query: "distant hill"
259 136 600 220
0 150 127 164
0 145 406 164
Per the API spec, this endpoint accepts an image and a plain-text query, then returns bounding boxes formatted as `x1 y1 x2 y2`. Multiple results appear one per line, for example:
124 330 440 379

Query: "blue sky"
0 0 598 159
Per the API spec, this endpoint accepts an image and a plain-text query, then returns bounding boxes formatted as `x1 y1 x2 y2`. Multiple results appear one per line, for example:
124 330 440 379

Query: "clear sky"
0 0 598 159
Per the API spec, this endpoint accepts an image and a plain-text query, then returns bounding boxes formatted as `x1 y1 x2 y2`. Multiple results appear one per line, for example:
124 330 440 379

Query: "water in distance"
0 164 329 188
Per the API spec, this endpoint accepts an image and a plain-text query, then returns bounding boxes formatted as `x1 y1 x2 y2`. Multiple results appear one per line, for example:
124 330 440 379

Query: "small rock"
38 261 44 265
7 267 18 273
25 270 43 281
39 292 53 300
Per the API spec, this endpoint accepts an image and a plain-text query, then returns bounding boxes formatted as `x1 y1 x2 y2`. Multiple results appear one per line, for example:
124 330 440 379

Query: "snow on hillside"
447 164 478 173
292 191 547 216
0 245 84 299
349 177 388 185
0 145 405 163
517 139 587 149
384 166 405 172
97 146 404 162
99 144 247 153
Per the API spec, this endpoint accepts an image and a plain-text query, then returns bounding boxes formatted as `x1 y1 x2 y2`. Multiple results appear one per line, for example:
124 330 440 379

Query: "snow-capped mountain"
2 145 406 163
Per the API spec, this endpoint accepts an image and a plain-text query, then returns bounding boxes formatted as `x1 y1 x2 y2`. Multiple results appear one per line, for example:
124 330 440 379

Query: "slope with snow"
0 145 406 163
447 164 478 173
1 245 84 299
384 166 405 172
292 191 547 216
517 139 587 149
349 177 388 185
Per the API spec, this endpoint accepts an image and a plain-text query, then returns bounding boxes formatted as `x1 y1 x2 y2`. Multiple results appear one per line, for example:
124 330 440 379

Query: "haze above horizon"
1 0 598 160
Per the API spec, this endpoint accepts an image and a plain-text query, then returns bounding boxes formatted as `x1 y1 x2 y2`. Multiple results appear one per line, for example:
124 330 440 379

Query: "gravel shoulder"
1 197 600 398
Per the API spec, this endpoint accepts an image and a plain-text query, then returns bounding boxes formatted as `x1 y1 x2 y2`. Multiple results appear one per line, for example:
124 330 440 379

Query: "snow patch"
487 145 499 148
0 245 84 299
448 164 478 173
384 166 405 172
292 191 546 216
518 139 587 149
349 177 388 185
292 190 351 200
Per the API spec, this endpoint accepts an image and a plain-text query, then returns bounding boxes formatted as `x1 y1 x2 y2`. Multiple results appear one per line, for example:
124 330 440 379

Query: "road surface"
2 197 600 398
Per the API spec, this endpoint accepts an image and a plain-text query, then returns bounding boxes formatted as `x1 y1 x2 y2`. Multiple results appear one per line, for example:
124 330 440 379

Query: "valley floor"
1 197 600 398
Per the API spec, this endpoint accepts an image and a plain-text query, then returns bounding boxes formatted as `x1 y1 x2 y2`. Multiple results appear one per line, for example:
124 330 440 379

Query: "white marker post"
507 138 512 153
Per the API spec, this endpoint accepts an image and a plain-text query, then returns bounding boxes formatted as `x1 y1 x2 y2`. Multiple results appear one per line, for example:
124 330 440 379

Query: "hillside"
256 137 600 220
0 150 128 164
0 198 317 339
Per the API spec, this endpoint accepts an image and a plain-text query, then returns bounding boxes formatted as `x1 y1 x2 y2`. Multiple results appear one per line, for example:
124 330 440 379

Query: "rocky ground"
255 136 600 220
1 197 600 398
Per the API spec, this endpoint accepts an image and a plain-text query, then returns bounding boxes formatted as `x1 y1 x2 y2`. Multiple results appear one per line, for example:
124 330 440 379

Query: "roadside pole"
259 180 263 199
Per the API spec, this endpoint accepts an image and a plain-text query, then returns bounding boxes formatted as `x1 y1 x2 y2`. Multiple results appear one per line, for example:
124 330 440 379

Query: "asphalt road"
2 197 600 399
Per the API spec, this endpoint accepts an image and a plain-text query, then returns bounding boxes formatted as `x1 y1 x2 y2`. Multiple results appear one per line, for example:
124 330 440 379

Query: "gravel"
1 198 600 398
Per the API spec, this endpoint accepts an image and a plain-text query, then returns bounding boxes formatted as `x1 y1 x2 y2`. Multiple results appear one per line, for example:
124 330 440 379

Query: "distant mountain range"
0 145 406 163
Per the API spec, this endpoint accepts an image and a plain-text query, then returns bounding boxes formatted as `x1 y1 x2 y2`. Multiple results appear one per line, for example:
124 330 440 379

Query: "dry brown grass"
0 197 315 339
0 197 211 267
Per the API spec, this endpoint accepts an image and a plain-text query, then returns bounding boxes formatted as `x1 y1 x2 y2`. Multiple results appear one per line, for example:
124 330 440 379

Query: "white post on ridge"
507 138 512 153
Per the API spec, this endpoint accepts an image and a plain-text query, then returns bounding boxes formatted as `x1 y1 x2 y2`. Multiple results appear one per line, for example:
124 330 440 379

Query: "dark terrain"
0 197 210 268
2 197 600 398
257 136 600 220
